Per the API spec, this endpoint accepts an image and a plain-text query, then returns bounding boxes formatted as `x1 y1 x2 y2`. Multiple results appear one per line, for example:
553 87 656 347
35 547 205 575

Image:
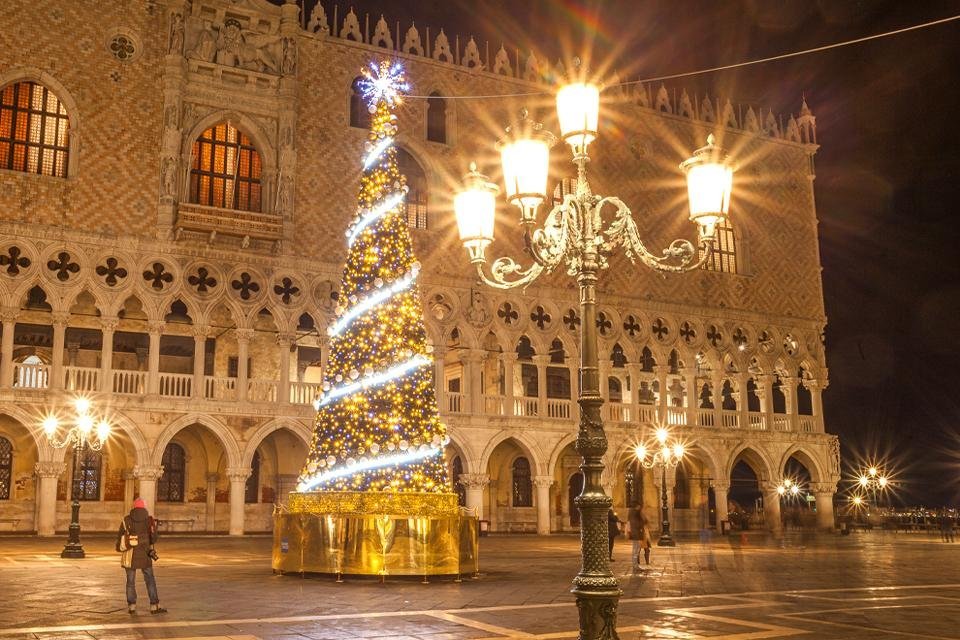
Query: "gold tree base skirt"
272 492 479 577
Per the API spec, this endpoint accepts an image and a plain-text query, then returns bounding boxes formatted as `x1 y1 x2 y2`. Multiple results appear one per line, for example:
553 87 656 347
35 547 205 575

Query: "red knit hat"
133 498 146 509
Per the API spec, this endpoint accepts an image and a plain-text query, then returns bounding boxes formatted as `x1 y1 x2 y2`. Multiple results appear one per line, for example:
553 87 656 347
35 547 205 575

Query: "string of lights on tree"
297 60 450 495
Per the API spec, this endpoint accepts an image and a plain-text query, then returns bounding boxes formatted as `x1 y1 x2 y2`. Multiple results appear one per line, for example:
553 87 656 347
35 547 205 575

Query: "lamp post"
454 66 734 636
856 465 890 512
633 427 685 547
41 396 111 558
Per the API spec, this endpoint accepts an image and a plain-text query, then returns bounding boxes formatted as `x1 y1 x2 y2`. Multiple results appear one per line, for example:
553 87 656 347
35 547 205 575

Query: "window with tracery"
73 449 102 501
189 122 262 212
0 81 70 177
245 450 261 503
157 443 185 502
700 220 738 273
511 456 533 507
0 436 11 500
349 77 371 129
397 148 428 229
426 92 447 143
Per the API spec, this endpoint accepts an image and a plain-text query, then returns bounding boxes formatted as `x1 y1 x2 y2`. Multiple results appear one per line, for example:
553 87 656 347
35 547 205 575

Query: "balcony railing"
13 361 49 389
545 398 572 420
697 409 715 427
64 365 99 393
289 381 321 406
159 373 192 398
514 397 539 417
446 392 464 413
176 202 283 245
721 410 740 428
205 376 237 401
747 411 766 430
247 379 278 403
483 394 504 415
606 402 631 423
113 370 146 395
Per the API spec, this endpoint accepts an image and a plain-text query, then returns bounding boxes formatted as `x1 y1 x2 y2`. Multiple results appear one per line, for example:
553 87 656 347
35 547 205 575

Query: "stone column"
501 352 517 416
712 481 730 532
598 360 610 403
466 349 486 414
807 379 826 432
235 329 253 402
277 333 295 404
34 461 65 536
134 465 164 513
50 312 68 390
710 371 724 427
626 363 641 423
277 0 300 247
655 365 668 424
99 317 118 393
757 374 775 430
205 472 219 531
0 307 18 388
762 482 782 532
123 470 136 507
460 473 489 520
683 367 698 425
457 350 474 414
782 375 799 430
227 467 251 536
735 372 750 429
534 476 554 535
192 325 208 399
433 345 447 412
813 483 836 531
533 354 550 415
147 321 164 395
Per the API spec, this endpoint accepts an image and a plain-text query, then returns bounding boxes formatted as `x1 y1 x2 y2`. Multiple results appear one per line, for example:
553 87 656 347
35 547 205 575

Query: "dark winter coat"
628 507 645 541
116 507 157 570
607 509 622 539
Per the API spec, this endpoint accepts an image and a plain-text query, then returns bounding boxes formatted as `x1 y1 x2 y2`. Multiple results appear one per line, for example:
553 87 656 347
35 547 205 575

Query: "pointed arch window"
73 449 102 501
426 92 447 143
157 443 185 502
0 81 70 177
396 148 428 229
700 220 738 273
245 450 261 503
189 122 262 212
511 456 532 507
350 77 371 129
0 436 11 500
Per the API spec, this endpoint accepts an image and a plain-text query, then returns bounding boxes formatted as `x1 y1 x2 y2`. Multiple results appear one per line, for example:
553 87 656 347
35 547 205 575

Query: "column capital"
625 362 642 375
51 312 71 328
533 475 555 489
458 473 490 489
811 482 837 494
499 351 518 363
653 365 668 378
431 344 447 357
34 461 65 478
206 472 220 483
806 378 828 391
459 349 484 363
532 354 552 366
147 320 166 335
133 465 164 481
0 307 18 323
275 332 297 347
756 373 776 385
100 316 120 332
192 324 210 339
235 328 255 343
711 480 731 492
226 467 252 482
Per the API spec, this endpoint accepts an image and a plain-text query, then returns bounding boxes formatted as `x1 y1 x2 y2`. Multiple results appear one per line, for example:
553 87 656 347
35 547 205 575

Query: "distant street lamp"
633 427 686 547
855 464 890 510
41 396 111 558
453 59 734 638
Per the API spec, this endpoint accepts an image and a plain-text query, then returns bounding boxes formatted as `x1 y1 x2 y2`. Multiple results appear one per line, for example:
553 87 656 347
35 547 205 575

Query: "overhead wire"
401 13 960 100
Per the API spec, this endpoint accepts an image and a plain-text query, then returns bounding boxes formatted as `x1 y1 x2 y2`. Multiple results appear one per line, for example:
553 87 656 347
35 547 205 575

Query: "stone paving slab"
2 532 960 639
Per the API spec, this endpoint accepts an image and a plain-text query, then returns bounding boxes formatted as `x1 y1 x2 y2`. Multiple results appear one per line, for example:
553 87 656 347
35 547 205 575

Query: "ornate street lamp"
41 396 111 558
634 427 686 547
454 61 734 638
855 464 890 511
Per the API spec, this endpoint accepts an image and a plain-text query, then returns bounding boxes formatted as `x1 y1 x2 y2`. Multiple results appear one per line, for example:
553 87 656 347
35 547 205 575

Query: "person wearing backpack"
116 498 167 615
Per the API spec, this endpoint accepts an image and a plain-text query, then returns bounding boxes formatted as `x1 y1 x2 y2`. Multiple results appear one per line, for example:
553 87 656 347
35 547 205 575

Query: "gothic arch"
241 418 311 468
547 431 578 475
778 445 825 484
443 426 478 474
478 430 543 476
726 444 774 483
152 414 241 469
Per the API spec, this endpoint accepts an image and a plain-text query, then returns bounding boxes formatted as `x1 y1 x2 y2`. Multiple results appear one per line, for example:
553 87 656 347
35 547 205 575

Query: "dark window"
0 436 11 500
673 462 690 509
608 377 622 403
227 357 252 379
611 343 627 368
700 220 738 273
426 92 446 143
73 449 102 501
511 456 532 507
245 450 260 503
452 455 465 506
624 461 644 507
0 81 70 177
157 443 185 502
189 122 262 212
349 77 370 129
396 148 428 229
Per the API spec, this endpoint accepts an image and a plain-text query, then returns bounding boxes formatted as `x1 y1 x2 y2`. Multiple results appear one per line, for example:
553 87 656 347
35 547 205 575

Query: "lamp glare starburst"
360 60 408 108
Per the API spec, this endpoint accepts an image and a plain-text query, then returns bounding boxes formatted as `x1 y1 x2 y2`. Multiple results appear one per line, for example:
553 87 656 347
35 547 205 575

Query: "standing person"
116 498 167 615
607 508 623 561
628 505 652 568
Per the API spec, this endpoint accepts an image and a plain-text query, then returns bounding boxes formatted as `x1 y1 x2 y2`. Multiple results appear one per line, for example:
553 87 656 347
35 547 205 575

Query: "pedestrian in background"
628 505 652 568
116 498 167 615
607 508 623 561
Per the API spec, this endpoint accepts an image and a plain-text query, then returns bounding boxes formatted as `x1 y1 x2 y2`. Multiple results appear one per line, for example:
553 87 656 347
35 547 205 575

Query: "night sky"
286 0 960 505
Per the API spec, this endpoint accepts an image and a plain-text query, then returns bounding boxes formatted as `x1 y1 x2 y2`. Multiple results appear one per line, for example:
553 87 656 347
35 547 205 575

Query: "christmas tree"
297 60 449 495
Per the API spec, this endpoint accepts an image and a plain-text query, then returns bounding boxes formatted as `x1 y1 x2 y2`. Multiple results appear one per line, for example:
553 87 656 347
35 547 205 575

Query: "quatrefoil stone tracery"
623 315 641 338
530 305 551 330
651 318 669 342
231 272 261 301
47 252 80 282
274 277 301 304
143 262 174 290
188 267 217 294
95 257 127 287
562 309 581 332
0 246 30 276
497 302 519 325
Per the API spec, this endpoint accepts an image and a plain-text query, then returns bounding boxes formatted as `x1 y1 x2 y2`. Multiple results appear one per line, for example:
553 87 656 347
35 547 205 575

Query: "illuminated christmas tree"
297 60 449 495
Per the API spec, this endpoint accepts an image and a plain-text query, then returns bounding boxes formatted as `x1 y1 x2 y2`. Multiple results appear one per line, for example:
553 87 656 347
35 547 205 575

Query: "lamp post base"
656 534 676 547
60 542 85 559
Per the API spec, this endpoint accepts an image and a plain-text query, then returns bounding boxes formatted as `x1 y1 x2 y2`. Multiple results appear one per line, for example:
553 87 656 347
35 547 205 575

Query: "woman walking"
628 505 652 569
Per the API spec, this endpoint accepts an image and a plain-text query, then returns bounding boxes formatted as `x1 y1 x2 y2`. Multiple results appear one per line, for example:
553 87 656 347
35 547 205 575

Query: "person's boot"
127 604 136 615
150 604 168 615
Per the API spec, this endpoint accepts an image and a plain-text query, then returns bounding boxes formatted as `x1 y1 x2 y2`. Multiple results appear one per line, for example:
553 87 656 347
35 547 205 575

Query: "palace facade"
0 0 839 536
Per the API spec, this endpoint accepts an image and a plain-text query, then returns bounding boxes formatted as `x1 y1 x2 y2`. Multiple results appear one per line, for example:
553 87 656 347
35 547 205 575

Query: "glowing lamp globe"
42 415 59 436
656 427 669 445
680 134 734 239
497 115 553 225
74 397 91 416
556 82 600 155
96 419 111 443
777 485 786 496
790 484 800 496
878 476 889 488
672 444 684 460
634 444 647 461
77 414 94 435
454 163 499 264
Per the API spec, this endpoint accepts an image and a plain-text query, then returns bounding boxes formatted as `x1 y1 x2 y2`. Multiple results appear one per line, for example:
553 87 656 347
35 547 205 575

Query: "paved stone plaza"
1 532 959 639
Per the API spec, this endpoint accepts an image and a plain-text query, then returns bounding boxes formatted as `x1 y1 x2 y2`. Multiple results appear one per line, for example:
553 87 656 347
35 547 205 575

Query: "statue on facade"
281 37 297 75
464 288 491 328
161 157 177 198
168 12 184 54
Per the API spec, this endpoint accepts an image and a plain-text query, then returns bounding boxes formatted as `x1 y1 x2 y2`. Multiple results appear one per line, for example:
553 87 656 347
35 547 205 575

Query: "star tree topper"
359 60 409 109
